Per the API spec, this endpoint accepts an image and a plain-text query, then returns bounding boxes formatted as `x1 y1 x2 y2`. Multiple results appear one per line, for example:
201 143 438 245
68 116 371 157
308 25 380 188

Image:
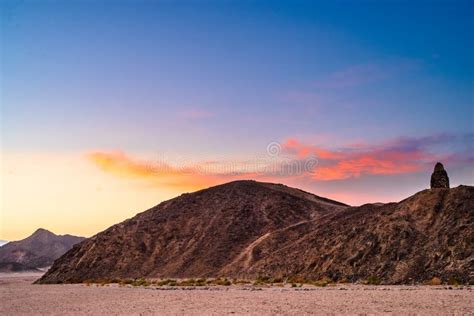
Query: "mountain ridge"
37 181 473 284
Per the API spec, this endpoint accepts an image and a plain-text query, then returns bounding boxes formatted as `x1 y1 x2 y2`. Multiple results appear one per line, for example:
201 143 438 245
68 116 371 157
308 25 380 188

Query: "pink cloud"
281 133 471 181
282 138 344 159
87 150 267 191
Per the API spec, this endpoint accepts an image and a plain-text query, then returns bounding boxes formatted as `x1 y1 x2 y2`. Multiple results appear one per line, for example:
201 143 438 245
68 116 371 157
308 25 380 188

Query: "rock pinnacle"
430 162 450 189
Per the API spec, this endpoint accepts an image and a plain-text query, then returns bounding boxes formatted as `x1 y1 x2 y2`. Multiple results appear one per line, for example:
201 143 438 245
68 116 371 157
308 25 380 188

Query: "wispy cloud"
313 60 418 89
87 150 285 191
86 149 315 190
87 151 219 190
282 133 472 181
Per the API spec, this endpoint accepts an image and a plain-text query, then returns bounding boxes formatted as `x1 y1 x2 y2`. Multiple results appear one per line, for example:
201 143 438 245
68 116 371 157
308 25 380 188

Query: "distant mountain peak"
0 229 85 273
32 228 54 236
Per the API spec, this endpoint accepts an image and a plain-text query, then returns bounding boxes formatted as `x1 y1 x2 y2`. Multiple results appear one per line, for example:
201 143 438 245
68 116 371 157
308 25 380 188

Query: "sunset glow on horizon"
1 0 473 240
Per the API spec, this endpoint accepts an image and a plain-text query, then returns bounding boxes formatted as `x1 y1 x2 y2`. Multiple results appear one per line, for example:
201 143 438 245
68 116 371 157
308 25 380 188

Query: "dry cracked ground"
1 273 473 315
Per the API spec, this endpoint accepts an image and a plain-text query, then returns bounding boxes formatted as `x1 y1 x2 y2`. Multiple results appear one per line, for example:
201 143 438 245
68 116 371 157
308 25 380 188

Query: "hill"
37 181 473 284
0 229 85 272
37 181 347 282
236 185 473 284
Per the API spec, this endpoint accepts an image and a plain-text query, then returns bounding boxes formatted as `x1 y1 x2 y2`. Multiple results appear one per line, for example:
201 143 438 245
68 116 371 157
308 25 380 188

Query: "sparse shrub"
259 276 271 282
365 276 381 285
94 279 110 286
83 279 94 286
132 278 150 287
195 278 207 286
155 279 175 286
312 277 332 287
338 277 350 284
232 279 251 285
253 276 284 286
168 280 178 286
287 276 308 284
252 280 264 286
175 278 208 287
448 277 460 286
120 279 134 285
178 278 196 286
426 277 442 285
272 277 283 284
214 278 231 286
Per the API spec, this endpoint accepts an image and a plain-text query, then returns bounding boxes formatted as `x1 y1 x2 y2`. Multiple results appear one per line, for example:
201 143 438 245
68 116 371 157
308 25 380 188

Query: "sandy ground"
1 273 473 315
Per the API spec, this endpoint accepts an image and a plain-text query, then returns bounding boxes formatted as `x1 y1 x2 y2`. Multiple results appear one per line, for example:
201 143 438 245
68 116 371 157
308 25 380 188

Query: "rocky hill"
0 229 85 272
236 185 473 284
37 178 473 284
37 181 347 282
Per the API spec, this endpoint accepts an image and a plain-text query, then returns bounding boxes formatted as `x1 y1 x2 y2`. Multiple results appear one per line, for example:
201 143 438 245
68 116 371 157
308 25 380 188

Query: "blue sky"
1 0 473 238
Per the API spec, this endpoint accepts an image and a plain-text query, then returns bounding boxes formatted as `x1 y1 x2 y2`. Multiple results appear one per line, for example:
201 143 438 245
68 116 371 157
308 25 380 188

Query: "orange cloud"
89 151 158 178
87 151 272 192
87 151 219 191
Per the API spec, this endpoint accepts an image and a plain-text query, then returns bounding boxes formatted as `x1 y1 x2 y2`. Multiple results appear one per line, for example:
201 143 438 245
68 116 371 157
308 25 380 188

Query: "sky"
1 0 473 240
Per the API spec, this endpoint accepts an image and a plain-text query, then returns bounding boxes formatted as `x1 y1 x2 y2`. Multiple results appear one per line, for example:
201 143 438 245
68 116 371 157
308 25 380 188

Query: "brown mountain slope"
232 186 473 284
37 180 347 283
0 229 85 272
37 182 473 284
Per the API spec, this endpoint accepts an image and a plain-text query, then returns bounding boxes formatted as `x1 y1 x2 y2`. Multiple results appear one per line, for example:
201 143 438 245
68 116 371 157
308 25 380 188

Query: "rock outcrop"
37 180 473 284
431 162 450 189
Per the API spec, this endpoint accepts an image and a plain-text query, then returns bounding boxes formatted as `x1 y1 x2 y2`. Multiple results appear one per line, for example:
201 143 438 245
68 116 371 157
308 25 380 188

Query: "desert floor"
1 273 473 315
